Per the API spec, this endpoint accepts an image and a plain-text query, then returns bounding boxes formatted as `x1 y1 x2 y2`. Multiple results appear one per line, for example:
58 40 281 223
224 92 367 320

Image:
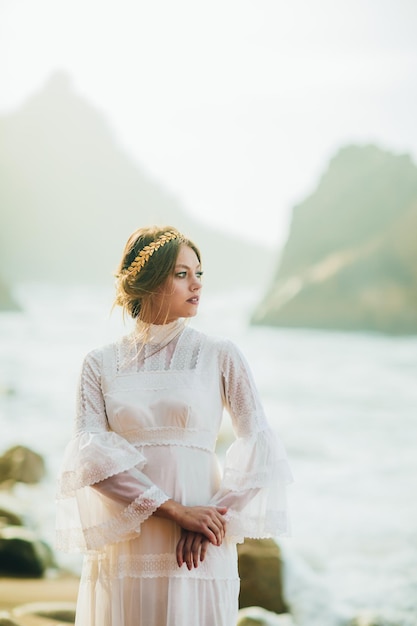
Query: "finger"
192 534 207 568
176 534 186 567
191 535 201 568
201 524 218 546
208 515 226 545
208 522 222 546
184 533 195 570
214 507 227 521
200 538 209 562
212 509 227 534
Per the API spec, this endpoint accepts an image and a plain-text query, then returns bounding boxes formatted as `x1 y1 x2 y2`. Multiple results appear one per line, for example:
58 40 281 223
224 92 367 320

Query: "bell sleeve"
55 348 170 553
210 340 293 543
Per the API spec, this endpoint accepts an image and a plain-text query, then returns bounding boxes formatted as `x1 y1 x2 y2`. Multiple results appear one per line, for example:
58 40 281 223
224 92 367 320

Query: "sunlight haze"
1 0 416 245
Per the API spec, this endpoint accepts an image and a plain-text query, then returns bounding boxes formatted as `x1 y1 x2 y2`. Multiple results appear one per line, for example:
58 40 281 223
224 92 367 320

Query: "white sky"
1 0 417 246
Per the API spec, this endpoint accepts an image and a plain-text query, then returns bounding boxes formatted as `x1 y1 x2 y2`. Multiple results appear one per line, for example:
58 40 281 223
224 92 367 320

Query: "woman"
56 226 292 626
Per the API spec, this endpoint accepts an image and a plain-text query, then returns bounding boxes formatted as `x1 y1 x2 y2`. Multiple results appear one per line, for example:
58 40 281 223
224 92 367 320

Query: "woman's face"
146 244 203 324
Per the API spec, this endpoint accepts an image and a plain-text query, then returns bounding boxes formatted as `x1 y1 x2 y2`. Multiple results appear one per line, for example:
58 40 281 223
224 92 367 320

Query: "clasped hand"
175 505 227 570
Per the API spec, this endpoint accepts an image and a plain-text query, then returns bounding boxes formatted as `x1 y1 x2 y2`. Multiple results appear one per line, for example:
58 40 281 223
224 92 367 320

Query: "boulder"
237 606 295 625
0 507 24 527
238 538 287 614
0 446 45 486
0 613 21 626
0 526 55 577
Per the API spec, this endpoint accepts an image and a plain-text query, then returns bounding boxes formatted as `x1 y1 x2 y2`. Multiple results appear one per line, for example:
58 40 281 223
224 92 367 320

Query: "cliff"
252 144 417 334
0 72 272 292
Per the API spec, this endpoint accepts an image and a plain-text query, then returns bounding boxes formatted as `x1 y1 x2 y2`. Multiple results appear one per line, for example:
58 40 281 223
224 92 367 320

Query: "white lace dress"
56 320 292 626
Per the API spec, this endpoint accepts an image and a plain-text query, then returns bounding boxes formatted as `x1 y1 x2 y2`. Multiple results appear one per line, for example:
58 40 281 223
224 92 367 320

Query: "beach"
0 574 79 624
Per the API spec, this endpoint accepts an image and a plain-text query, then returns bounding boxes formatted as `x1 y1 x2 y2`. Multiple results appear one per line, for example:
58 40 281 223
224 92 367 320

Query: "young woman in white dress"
56 226 292 626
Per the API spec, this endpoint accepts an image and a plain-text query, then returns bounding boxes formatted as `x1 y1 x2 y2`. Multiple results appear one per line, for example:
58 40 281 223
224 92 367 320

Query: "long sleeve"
210 340 293 543
55 348 169 553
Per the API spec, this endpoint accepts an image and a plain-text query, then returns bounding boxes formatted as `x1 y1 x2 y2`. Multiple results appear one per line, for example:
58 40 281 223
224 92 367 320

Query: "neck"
134 317 186 345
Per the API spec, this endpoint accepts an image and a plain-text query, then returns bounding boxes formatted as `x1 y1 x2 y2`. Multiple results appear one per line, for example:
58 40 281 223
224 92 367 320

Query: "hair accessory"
124 231 179 277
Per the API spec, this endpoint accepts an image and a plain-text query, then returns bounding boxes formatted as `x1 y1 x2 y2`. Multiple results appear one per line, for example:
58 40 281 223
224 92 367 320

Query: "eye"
196 271 204 279
175 271 187 278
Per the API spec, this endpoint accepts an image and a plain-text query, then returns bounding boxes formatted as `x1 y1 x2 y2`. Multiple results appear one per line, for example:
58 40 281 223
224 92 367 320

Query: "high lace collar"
134 317 187 345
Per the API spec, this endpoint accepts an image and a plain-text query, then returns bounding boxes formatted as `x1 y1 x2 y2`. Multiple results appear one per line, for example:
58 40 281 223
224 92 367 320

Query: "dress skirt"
76 533 240 626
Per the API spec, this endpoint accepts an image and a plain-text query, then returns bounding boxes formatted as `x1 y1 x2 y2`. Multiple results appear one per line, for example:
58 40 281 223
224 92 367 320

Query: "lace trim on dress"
81 485 170 551
122 427 216 452
56 432 147 497
56 486 171 552
224 510 290 543
116 320 188 373
57 458 146 499
82 551 239 581
113 326 204 375
171 328 202 370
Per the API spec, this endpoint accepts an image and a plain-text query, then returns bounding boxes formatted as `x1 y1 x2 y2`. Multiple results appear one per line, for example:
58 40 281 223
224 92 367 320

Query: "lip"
186 297 200 304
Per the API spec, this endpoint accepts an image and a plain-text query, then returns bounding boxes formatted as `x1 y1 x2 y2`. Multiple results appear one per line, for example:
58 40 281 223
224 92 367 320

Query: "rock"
13 601 76 623
238 538 287 614
0 612 21 626
0 446 46 486
238 618 264 626
237 606 295 625
0 507 24 527
0 526 55 577
252 144 417 335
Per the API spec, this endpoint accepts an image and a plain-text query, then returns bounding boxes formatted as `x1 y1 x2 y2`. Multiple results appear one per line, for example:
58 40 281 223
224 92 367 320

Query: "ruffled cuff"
56 484 169 552
55 430 170 552
223 507 290 544
221 429 293 489
57 431 147 497
210 428 293 543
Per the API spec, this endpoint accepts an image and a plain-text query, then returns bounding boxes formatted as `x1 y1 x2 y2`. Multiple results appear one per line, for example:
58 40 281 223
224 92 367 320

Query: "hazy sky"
1 0 417 245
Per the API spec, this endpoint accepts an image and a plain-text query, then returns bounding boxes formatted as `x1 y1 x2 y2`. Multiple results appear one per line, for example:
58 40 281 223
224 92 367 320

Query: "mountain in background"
0 72 273 299
252 144 417 334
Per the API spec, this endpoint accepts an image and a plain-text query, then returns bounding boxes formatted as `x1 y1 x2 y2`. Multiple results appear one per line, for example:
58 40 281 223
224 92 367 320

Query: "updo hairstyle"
114 225 201 319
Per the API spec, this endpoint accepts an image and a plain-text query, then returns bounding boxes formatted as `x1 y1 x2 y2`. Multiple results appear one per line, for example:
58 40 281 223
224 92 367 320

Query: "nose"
191 275 202 290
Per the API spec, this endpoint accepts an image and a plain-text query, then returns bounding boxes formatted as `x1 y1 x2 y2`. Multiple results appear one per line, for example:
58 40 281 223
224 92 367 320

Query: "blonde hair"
114 225 201 320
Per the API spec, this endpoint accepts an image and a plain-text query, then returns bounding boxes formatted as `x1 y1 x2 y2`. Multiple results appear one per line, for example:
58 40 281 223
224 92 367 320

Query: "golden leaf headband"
123 231 180 278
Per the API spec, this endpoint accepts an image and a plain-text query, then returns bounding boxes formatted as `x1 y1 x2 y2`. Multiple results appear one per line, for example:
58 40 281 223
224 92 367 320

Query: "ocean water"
1 284 416 626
